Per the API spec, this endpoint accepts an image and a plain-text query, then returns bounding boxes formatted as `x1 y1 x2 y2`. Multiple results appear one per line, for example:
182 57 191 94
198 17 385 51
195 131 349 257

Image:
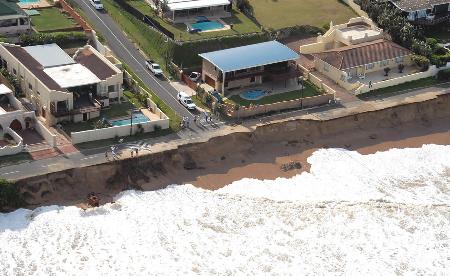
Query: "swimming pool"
110 112 150 126
19 0 40 3
240 89 265 100
190 21 224 32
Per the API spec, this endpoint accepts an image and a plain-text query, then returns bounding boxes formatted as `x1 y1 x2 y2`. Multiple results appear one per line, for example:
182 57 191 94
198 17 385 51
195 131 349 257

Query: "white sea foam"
0 144 449 275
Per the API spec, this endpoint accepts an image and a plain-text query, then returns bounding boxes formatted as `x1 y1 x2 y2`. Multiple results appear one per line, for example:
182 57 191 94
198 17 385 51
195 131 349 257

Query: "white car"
145 60 163 76
177 92 196 110
189 72 201 82
90 0 104 10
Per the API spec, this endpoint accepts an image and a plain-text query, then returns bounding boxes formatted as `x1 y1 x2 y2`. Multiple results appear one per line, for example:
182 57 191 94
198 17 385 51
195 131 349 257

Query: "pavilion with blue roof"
199 41 300 95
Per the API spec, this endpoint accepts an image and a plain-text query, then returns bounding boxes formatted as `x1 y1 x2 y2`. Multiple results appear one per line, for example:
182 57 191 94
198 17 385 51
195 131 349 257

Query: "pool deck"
141 108 162 121
226 79 305 99
18 0 52 9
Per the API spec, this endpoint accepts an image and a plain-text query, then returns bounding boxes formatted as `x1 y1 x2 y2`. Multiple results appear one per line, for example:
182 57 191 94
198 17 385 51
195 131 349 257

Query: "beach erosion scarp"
6 91 450 210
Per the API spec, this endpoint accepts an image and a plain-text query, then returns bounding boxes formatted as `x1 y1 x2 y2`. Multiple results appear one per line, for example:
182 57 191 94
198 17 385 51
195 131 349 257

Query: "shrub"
437 69 450 81
0 178 24 211
412 55 430 71
19 32 88 47
154 124 162 131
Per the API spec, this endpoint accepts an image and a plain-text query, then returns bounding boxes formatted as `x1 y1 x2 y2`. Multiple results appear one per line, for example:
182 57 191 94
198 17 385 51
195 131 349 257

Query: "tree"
384 67 391 76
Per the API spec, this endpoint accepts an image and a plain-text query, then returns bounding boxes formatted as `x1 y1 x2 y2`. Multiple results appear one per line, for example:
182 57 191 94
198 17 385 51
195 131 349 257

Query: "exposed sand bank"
8 92 450 211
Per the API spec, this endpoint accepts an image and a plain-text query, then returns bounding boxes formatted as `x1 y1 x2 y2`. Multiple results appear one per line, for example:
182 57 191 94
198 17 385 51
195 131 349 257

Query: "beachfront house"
0 0 31 36
298 17 426 94
0 43 123 126
389 0 450 25
199 41 300 96
159 0 232 22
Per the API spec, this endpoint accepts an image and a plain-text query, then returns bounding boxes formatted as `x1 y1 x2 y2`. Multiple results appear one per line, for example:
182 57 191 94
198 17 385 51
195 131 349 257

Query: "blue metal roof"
199 41 299 72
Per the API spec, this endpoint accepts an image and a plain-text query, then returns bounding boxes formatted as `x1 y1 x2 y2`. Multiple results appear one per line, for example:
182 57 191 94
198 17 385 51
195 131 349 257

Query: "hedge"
437 69 450 81
19 31 88 47
0 179 24 212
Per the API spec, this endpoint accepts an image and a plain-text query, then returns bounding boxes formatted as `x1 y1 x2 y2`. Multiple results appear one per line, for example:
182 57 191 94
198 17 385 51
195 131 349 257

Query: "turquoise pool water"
191 21 224 31
19 0 40 3
110 112 150 126
240 89 265 100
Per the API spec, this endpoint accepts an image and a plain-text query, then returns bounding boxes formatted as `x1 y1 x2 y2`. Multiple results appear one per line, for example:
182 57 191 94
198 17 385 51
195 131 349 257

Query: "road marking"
79 0 193 118
80 156 97 161
2 170 20 175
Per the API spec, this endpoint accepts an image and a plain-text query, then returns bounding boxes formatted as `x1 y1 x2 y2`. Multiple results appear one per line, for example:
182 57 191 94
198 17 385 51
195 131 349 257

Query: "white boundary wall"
0 128 23 156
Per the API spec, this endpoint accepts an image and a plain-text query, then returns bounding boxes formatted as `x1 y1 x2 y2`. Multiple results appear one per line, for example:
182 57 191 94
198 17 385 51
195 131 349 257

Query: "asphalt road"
74 0 195 120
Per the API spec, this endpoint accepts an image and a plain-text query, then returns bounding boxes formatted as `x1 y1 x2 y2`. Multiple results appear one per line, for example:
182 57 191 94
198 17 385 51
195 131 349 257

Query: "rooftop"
0 0 27 17
24 44 75 68
74 47 117 79
199 41 299 73
0 84 12 95
389 0 450 12
167 0 230 11
339 25 382 41
43 64 101 89
313 39 412 70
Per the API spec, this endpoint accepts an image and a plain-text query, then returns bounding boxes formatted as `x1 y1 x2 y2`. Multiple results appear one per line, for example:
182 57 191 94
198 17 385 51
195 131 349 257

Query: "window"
13 69 17 75
224 81 228 88
108 85 115 92
28 83 32 90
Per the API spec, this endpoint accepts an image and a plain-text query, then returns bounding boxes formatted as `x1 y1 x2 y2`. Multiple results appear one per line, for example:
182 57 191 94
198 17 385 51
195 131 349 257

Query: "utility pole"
130 109 133 136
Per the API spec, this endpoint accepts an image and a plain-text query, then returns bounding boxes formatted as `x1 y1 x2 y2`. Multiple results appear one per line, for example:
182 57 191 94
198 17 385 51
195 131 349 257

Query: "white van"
90 0 104 10
177 92 196 110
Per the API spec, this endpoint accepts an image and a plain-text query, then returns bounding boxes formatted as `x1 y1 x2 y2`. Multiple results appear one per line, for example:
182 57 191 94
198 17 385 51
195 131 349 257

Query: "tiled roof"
3 45 65 91
312 39 412 70
389 0 450 12
74 48 116 80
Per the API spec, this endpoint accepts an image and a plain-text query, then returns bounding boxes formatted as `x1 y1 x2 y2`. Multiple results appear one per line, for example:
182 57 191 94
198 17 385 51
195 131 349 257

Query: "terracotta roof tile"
74 48 116 80
312 39 412 70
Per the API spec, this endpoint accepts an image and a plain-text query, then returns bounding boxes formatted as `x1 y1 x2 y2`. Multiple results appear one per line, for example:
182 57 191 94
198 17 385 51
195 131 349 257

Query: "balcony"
225 66 301 82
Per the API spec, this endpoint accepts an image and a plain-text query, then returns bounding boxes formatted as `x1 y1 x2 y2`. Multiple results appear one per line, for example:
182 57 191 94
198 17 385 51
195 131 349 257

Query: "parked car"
189 72 201 82
90 0 104 10
145 60 163 76
177 92 196 110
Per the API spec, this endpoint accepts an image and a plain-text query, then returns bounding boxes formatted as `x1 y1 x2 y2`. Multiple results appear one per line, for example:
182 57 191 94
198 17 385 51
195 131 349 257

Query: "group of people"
130 147 139 157
105 146 119 161
181 112 214 129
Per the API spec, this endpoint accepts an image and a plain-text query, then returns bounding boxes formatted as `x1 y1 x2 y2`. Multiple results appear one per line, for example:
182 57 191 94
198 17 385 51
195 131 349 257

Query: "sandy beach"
176 117 450 190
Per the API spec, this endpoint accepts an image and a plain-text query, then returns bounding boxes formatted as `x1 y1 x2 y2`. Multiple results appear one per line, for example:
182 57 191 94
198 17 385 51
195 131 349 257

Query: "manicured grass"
61 119 103 134
0 152 32 168
247 0 356 29
125 0 261 41
31 8 78 32
101 101 135 118
358 77 443 99
227 83 320 107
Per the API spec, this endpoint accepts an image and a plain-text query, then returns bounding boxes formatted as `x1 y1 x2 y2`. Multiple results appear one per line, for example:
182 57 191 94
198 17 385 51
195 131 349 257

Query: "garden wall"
228 93 334 118
341 0 368 17
355 65 449 94
59 0 92 31
0 128 23 157
35 120 57 147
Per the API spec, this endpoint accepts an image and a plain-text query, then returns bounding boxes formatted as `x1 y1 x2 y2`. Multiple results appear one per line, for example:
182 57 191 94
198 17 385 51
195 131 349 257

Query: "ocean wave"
0 145 449 275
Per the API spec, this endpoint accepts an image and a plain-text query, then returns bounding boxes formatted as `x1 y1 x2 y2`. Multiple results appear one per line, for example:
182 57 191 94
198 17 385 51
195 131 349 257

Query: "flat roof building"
199 41 300 95
389 0 450 25
0 43 123 126
162 0 231 22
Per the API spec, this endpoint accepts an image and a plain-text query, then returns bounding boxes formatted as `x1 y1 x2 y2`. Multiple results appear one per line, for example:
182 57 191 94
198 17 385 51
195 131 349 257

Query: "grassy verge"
227 83 320 107
123 90 144 109
0 152 32 168
0 178 24 211
31 7 78 32
358 77 443 99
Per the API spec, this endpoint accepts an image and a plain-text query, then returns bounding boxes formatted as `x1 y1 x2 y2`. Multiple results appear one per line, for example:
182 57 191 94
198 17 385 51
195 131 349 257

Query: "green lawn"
31 8 78 32
227 83 320 107
101 101 135 118
124 0 261 41
247 0 356 29
358 77 443 99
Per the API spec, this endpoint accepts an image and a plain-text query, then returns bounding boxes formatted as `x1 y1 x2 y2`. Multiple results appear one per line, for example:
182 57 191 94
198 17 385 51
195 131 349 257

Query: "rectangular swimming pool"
190 21 224 32
19 0 40 3
110 112 150 126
